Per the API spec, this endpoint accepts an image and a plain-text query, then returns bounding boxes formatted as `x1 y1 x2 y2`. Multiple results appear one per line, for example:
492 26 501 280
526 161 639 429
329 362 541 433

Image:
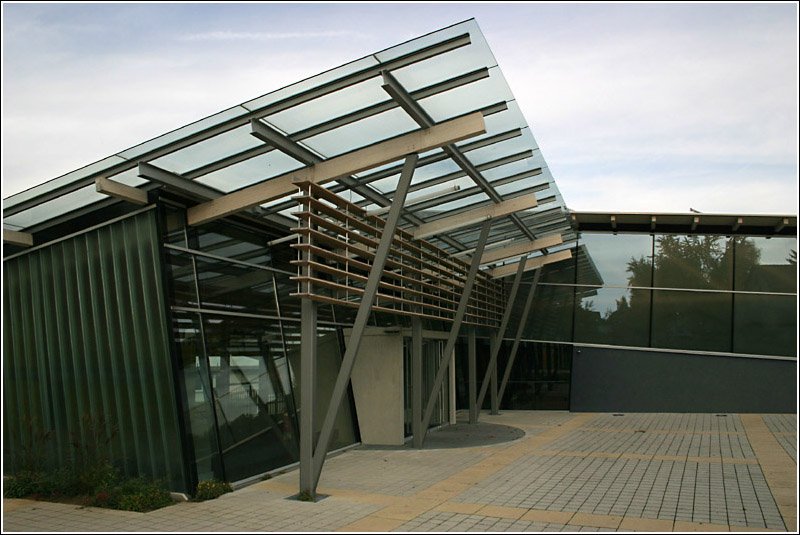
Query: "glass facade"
516 232 797 358
161 204 359 487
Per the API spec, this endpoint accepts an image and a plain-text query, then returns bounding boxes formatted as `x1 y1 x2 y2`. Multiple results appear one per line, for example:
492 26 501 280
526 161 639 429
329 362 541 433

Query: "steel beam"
412 316 424 447
309 154 418 494
188 113 484 225
3 229 33 247
498 268 542 406
475 257 526 416
468 328 477 424
488 249 572 278
418 220 492 445
138 162 224 201
413 193 537 240
94 177 148 205
382 69 537 241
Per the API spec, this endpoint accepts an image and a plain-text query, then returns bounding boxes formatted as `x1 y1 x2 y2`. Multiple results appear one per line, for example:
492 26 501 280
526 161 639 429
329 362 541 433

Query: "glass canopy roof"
3 19 575 268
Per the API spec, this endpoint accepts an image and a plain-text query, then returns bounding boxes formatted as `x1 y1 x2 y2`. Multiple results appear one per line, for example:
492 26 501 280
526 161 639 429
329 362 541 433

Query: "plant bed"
4 467 175 513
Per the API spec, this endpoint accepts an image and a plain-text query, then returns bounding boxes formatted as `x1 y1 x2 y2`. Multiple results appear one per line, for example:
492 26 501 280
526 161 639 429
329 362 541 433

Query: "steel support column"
475 257 527 417
299 297 318 497
418 220 492 445
307 154 418 497
411 315 424 448
468 328 477 424
498 268 541 406
490 332 499 415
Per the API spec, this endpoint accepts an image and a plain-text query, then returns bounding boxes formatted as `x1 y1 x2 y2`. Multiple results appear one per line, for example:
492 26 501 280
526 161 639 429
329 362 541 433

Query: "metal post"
468 327 477 424
299 297 317 498
310 154 418 492
418 220 492 445
490 332 499 415
475 257 526 416
498 268 541 406
411 315 423 448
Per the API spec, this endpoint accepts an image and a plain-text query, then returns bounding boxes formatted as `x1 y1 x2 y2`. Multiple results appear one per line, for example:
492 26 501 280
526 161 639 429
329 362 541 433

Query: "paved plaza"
2 411 796 532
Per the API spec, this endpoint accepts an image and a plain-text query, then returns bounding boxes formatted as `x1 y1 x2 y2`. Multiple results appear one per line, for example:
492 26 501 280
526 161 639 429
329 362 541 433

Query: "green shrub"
194 479 233 501
101 477 173 512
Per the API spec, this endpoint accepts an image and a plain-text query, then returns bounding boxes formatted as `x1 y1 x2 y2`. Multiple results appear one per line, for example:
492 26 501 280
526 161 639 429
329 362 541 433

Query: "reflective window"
578 233 653 287
653 235 733 290
651 290 732 352
523 284 574 342
202 315 298 482
172 313 222 483
498 342 572 410
733 294 797 357
734 237 797 293
574 287 651 347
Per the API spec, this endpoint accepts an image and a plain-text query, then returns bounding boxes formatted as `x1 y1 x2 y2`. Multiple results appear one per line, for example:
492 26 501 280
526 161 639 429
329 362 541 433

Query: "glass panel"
384 21 497 91
3 155 126 211
164 248 198 309
733 294 797 357
189 221 273 264
539 253 576 284
498 342 572 410
195 150 305 192
119 106 248 160
519 284 574 342
578 233 653 287
418 71 513 124
417 191 491 215
162 204 187 247
653 235 733 290
203 315 298 482
302 107 419 158
459 135 532 168
574 287 651 347
265 77 388 136
735 237 797 293
243 56 379 113
149 125 263 175
651 290 732 352
3 184 109 229
172 312 222 483
193 255 278 317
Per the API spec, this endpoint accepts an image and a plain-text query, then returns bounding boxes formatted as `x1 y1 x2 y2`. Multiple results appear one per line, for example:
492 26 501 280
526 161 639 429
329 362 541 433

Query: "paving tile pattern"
451 454 784 530
763 414 797 463
270 447 489 496
586 413 745 433
392 510 614 532
3 412 796 533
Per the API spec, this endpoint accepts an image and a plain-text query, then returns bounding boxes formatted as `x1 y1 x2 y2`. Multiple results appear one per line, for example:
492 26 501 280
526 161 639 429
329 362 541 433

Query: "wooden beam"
480 234 563 264
413 192 538 240
187 112 486 226
488 248 572 278
95 177 148 205
3 229 33 247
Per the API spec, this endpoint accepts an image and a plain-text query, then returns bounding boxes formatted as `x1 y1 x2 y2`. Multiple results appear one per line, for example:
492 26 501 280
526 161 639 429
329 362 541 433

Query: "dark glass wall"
3 209 188 490
161 204 358 486
515 232 797 358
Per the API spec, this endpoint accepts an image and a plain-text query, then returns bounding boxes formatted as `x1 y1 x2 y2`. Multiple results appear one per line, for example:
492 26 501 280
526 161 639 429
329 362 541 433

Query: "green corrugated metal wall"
3 209 187 491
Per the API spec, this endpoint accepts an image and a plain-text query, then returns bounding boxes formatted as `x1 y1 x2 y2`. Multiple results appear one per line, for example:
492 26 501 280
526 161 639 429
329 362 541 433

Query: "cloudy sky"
2 3 798 214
